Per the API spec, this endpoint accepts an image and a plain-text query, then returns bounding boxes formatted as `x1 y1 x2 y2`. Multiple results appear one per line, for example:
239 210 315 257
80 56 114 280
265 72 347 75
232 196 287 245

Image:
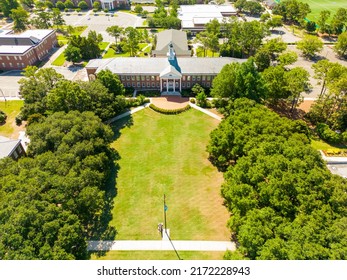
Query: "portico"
160 65 182 93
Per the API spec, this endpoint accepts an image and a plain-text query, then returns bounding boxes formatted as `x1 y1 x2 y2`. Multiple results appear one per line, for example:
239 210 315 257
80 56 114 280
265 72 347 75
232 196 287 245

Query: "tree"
88 30 103 44
284 67 311 112
262 65 290 103
0 0 19 17
211 59 265 103
10 6 29 32
52 8 65 26
56 1 65 10
267 15 283 30
106 25 123 46
64 45 82 64
331 8 347 35
18 67 64 119
64 0 74 9
20 0 34 9
243 1 264 15
134 4 143 14
334 32 347 58
31 11 53 29
93 1 101 11
96 69 125 96
297 35 323 59
317 10 331 34
121 27 140 57
78 1 88 10
278 51 298 66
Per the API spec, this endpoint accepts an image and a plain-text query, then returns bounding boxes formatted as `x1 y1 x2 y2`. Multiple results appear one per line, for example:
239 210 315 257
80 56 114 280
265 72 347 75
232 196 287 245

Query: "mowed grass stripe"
301 0 346 21
110 108 229 241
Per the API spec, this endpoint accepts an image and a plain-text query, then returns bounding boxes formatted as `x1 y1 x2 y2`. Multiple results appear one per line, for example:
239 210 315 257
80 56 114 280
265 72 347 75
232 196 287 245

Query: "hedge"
149 103 191 115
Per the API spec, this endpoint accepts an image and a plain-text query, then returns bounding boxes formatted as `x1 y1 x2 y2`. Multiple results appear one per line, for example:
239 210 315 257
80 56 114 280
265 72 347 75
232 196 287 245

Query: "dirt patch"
151 97 189 110
206 108 224 118
298 100 315 113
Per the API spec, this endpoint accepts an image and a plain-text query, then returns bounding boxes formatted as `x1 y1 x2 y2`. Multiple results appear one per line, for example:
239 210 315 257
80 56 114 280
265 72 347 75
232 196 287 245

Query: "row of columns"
159 78 182 93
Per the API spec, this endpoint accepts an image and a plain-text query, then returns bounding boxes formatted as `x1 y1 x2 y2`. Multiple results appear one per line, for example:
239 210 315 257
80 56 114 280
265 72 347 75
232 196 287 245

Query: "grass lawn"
91 250 225 260
103 48 131 58
196 48 219 57
99 42 110 52
311 139 347 151
109 109 229 243
0 100 24 138
301 0 346 22
51 51 66 66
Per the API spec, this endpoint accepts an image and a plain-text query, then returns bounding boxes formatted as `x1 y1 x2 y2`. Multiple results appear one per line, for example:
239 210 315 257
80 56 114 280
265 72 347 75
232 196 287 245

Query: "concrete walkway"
189 103 222 121
87 240 235 252
319 150 347 164
106 103 150 124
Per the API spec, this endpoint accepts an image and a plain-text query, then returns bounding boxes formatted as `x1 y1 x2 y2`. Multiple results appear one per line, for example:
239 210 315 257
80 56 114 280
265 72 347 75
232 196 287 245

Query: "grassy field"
301 0 346 22
91 250 225 260
0 100 24 138
311 139 347 151
108 109 229 243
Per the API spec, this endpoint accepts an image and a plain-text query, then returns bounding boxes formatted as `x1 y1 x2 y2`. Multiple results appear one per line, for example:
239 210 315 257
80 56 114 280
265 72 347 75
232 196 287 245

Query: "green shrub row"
0 110 7 124
149 104 191 115
126 95 150 107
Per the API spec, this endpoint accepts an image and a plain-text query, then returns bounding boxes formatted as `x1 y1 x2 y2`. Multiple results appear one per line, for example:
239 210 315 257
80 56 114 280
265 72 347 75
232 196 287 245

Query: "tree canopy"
207 98 347 259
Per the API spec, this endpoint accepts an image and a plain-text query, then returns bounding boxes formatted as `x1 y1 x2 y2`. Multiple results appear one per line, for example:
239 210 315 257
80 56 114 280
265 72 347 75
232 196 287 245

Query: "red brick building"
0 30 57 71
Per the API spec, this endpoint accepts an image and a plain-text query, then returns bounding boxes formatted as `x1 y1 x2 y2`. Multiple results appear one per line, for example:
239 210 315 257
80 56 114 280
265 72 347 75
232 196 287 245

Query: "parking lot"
0 71 23 99
63 11 145 42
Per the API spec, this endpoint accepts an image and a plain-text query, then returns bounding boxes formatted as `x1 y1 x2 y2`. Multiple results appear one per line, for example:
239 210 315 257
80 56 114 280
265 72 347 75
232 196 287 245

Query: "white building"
178 4 237 34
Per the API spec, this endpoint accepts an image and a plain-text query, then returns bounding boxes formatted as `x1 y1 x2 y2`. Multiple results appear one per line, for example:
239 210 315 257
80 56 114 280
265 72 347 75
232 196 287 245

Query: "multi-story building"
89 0 130 10
0 29 57 71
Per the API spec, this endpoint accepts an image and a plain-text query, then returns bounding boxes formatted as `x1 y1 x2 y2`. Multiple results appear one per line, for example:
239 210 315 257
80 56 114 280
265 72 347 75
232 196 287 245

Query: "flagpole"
164 194 167 232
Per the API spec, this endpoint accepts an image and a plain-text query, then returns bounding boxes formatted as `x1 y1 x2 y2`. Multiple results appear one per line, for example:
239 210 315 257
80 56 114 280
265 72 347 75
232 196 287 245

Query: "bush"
126 95 150 107
190 98 196 104
316 123 342 144
15 115 22 126
149 104 191 115
196 91 207 108
78 1 89 10
56 1 65 10
0 110 7 124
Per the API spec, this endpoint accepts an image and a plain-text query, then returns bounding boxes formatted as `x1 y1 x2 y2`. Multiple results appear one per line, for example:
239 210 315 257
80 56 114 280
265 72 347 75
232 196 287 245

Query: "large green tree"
297 35 324 59
334 32 347 58
0 0 19 17
10 6 29 32
211 59 265 103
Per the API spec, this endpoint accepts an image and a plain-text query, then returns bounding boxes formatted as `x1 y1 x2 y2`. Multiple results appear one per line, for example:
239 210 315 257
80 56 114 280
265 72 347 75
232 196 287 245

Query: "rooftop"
153 29 190 57
0 45 32 54
0 136 21 159
88 56 245 75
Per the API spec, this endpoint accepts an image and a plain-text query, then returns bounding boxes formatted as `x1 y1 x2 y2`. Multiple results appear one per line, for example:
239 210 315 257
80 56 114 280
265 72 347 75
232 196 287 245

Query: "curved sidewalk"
88 240 235 252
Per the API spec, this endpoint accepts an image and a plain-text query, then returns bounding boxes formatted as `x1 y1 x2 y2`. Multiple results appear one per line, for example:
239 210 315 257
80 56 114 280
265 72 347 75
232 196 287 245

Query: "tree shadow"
267 100 306 121
110 114 134 142
88 151 121 258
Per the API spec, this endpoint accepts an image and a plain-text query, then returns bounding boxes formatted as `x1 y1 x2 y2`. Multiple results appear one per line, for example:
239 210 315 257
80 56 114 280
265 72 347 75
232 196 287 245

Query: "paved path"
88 240 235 251
106 103 150 124
190 103 222 121
319 150 347 164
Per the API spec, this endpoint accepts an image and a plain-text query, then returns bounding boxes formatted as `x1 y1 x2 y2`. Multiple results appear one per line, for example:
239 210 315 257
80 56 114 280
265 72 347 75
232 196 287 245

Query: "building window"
152 82 155 87
146 76 150 81
187 76 191 81
17 63 20 67
13 151 18 159
0 57 2 60
141 76 145 81
21 63 24 67
197 76 201 81
132 82 135 87
182 82 186 88
156 76 160 81
14 56 17 60
121 76 125 80
9 63 13 67
137 82 140 87
206 76 211 81
151 76 155 81
7 56 9 60
136 76 140 81
2 63 5 67
127 82 131 87
192 76 196 82
206 83 210 87
156 83 159 87
142 82 145 87
187 82 190 88
19 56 22 61
147 82 150 87
17 145 22 153
182 76 186 81
202 76 206 81
126 76 130 80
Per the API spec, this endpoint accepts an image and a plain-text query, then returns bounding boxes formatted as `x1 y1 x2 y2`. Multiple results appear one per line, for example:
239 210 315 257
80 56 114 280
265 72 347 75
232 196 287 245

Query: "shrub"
78 1 89 10
190 98 196 104
316 123 342 144
196 91 207 108
76 8 81 13
15 115 22 126
149 104 191 115
0 110 7 124
56 1 65 10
